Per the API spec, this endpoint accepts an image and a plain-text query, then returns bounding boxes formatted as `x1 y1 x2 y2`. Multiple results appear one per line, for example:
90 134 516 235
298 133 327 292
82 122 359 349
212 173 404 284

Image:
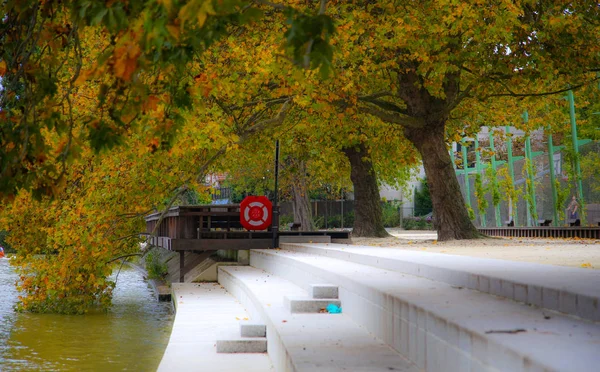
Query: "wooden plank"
171 239 273 251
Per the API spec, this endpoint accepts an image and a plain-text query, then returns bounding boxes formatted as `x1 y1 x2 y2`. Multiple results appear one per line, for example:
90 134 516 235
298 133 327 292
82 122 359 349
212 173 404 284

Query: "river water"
0 258 174 371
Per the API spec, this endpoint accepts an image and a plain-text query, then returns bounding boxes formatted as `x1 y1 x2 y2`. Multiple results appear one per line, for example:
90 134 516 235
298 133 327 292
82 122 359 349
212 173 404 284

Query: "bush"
401 217 433 230
0 230 14 253
381 202 400 227
145 250 168 280
279 215 294 230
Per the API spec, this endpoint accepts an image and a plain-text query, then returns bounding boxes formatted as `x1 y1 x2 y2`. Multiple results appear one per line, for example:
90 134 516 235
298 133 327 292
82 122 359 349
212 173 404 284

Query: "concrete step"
216 338 268 353
158 283 273 372
241 324 267 337
310 283 338 299
218 265 418 372
284 296 341 313
281 242 600 323
251 248 600 372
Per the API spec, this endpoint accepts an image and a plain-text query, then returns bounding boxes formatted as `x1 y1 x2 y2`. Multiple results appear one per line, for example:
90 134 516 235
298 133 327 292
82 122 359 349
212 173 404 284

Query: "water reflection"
0 259 173 371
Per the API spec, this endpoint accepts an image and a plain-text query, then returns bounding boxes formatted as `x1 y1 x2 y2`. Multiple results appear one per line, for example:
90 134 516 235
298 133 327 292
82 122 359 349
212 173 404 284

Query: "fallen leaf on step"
282 320 287 323
580 262 592 268
243 317 249 320
235 317 240 320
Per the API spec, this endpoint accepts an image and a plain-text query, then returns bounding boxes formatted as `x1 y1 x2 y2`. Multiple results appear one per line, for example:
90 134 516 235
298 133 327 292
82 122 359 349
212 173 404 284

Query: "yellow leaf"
580 263 592 268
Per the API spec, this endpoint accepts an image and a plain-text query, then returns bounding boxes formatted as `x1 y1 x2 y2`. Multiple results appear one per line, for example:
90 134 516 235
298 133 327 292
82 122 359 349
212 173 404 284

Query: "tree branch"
358 105 424 129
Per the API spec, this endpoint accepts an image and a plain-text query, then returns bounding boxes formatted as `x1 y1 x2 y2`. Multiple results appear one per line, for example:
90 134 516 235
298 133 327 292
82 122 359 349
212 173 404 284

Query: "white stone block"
501 280 514 299
479 276 490 292
240 324 266 338
284 295 341 313
468 274 480 290
514 283 528 303
310 284 338 299
542 287 559 310
458 328 472 355
400 318 409 356
490 278 503 296
417 327 426 369
216 338 267 353
471 333 488 365
408 322 417 363
527 285 543 307
577 295 599 322
558 290 577 315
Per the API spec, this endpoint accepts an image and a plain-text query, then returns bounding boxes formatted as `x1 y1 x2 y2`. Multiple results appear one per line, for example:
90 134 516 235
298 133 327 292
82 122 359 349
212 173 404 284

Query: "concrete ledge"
149 278 171 302
216 338 267 353
310 284 338 299
251 249 600 372
279 235 331 244
284 296 341 313
241 324 266 337
281 242 600 322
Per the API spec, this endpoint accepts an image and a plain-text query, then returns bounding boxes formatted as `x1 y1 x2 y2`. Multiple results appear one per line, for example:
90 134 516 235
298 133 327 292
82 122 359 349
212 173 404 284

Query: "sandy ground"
350 229 600 269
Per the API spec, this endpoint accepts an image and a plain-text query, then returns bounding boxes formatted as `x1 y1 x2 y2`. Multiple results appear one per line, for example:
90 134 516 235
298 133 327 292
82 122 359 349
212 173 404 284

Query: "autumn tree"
319 1 600 240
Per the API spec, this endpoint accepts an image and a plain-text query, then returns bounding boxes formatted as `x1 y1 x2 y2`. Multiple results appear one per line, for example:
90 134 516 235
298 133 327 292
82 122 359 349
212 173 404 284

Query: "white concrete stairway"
216 324 268 353
248 247 600 372
281 242 600 323
218 265 418 372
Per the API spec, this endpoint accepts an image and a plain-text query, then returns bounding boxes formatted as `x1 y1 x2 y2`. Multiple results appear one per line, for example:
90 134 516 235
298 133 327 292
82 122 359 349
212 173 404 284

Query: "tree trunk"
404 124 481 240
291 161 315 231
343 144 389 237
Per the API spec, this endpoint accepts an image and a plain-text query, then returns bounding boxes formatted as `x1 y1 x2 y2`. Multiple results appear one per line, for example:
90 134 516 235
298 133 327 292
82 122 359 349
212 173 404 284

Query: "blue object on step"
326 303 342 314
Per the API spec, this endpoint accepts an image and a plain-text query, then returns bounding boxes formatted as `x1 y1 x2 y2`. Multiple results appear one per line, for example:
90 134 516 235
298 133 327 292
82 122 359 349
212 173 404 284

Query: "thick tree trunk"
291 161 315 231
343 144 389 237
404 124 481 241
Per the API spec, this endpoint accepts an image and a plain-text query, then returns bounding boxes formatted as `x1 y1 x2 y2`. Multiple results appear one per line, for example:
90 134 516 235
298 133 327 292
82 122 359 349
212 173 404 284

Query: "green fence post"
547 129 559 226
505 126 518 226
567 90 585 224
523 111 537 226
474 138 486 227
489 131 502 227
462 140 471 211
524 133 538 226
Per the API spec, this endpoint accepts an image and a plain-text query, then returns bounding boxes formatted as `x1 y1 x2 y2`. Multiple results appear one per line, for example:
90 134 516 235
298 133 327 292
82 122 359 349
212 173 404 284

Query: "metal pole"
506 126 518 226
567 90 585 223
489 131 501 227
474 138 486 227
525 133 538 226
272 140 280 249
547 129 559 226
461 140 471 210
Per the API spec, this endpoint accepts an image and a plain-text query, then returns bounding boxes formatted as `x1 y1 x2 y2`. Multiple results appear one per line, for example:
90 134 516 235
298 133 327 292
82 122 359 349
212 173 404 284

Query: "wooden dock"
144 205 350 282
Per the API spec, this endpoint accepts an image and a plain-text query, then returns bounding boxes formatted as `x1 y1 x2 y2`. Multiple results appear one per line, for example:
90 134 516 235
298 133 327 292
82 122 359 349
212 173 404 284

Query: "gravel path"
349 228 600 269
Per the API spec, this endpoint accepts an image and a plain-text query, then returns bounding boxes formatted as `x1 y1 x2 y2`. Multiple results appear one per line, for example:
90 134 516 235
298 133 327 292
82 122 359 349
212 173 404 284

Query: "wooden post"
179 251 185 283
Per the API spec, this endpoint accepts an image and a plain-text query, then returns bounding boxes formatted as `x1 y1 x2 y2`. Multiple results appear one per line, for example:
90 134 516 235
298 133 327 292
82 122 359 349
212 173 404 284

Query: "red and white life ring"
240 196 273 231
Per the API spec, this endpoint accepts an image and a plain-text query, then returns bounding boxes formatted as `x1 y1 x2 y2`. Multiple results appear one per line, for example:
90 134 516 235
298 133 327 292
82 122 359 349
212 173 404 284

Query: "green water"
0 258 174 371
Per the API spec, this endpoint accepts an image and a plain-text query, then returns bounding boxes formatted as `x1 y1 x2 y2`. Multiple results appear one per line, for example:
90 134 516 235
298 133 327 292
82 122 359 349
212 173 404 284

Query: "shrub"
279 215 294 230
401 217 433 230
145 249 168 280
381 202 400 227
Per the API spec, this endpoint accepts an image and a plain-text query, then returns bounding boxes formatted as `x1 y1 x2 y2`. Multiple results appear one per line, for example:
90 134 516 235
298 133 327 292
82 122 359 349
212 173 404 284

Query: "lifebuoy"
240 196 272 231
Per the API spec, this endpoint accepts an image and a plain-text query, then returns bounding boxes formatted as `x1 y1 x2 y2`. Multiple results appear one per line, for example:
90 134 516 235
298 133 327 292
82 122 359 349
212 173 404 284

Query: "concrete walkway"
158 283 273 372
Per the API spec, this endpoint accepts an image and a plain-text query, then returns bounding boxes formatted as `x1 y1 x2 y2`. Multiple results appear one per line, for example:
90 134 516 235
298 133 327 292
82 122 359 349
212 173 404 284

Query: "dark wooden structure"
478 226 600 239
144 205 350 282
